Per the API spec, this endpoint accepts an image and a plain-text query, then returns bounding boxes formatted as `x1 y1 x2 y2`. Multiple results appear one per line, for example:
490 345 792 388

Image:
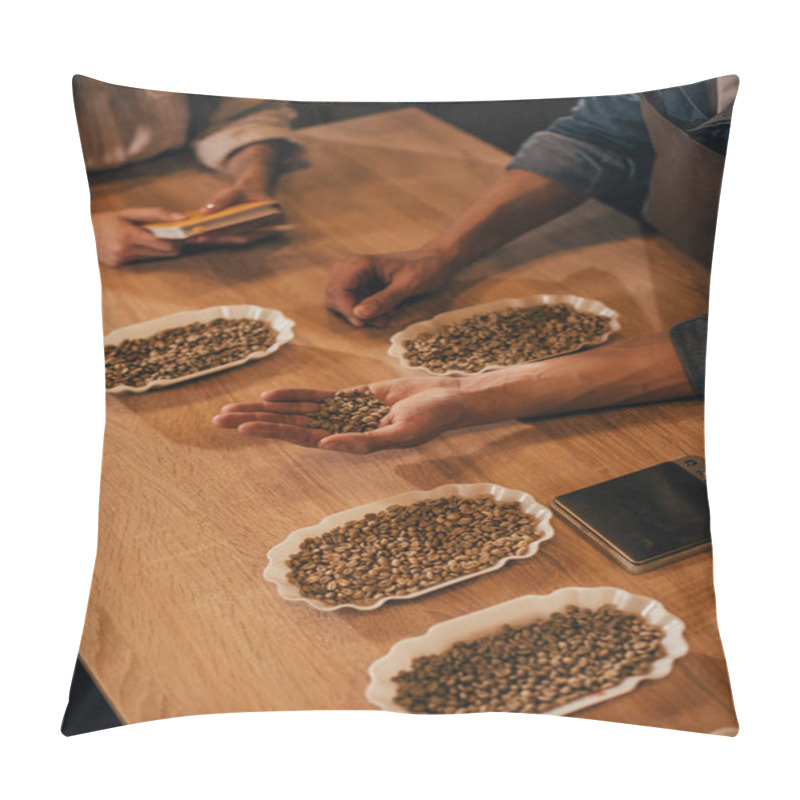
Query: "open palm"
212 376 466 453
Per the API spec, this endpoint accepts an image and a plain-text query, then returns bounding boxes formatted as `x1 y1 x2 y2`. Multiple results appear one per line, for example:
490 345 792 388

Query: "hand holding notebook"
143 200 290 241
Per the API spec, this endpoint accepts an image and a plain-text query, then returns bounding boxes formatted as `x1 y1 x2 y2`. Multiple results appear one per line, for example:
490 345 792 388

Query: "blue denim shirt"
507 79 730 396
507 78 733 217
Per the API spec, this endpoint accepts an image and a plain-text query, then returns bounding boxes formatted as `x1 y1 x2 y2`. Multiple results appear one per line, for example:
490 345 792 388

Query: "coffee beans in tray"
284 494 546 607
392 605 665 714
307 391 390 434
105 317 277 389
402 303 613 373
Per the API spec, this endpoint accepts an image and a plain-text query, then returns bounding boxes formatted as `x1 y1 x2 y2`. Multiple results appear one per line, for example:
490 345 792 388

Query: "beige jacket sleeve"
190 97 300 171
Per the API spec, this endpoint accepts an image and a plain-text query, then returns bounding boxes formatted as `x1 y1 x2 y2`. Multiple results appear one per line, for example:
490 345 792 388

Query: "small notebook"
143 201 286 240
551 457 711 573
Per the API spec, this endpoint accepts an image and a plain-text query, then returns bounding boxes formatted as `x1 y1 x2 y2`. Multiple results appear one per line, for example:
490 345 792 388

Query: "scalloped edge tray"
264 483 554 612
104 304 295 393
366 586 688 714
388 294 620 376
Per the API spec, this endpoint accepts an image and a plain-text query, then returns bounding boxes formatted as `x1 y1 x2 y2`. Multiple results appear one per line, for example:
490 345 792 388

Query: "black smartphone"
551 457 710 573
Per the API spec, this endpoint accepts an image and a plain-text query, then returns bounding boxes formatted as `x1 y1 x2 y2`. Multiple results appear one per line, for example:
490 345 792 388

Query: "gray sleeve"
670 316 708 396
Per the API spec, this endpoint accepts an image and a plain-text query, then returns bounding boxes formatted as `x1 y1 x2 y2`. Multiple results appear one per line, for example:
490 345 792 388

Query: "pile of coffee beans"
287 494 543 606
403 304 612 373
306 391 390 434
392 605 665 713
105 318 277 389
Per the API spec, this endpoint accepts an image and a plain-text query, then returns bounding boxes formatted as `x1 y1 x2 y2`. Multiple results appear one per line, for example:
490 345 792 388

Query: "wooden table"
81 108 737 733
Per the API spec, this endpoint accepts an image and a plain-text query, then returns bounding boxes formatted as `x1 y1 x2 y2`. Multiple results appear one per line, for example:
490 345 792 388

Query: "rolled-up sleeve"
192 100 300 171
508 95 655 215
670 316 708 396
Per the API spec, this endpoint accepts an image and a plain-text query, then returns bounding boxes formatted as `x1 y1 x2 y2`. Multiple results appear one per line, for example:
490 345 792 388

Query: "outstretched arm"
212 330 696 454
326 92 660 327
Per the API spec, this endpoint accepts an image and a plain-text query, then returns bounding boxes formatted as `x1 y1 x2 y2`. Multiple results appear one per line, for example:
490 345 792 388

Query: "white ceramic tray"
366 586 688 714
104 304 295 394
388 294 621 376
263 483 554 612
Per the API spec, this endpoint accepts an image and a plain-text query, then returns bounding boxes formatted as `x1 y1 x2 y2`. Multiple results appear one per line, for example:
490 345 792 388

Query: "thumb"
354 279 414 320
120 207 186 224
318 422 418 454
201 187 243 214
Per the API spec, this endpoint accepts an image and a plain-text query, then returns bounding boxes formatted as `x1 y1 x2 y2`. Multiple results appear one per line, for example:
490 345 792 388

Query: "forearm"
423 169 588 272
218 142 281 195
455 331 697 426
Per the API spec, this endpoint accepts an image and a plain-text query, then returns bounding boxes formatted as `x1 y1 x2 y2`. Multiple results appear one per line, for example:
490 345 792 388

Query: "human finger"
212 411 314 428
236 422 328 448
200 186 243 214
119 207 186 224
193 234 251 246
128 226 183 254
260 400 324 415
318 422 423 454
325 257 373 327
353 275 417 321
326 284 364 327
218 402 270 413
221 399 322 415
260 389 335 403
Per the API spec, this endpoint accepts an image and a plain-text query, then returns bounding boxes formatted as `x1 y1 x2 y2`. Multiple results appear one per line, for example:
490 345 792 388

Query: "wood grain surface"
80 108 736 733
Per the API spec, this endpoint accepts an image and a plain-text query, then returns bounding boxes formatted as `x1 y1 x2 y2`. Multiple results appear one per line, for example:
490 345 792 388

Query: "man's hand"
211 377 466 453
91 208 186 267
199 184 277 215
323 172 589 328
325 249 455 328
193 142 285 246
192 186 286 247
